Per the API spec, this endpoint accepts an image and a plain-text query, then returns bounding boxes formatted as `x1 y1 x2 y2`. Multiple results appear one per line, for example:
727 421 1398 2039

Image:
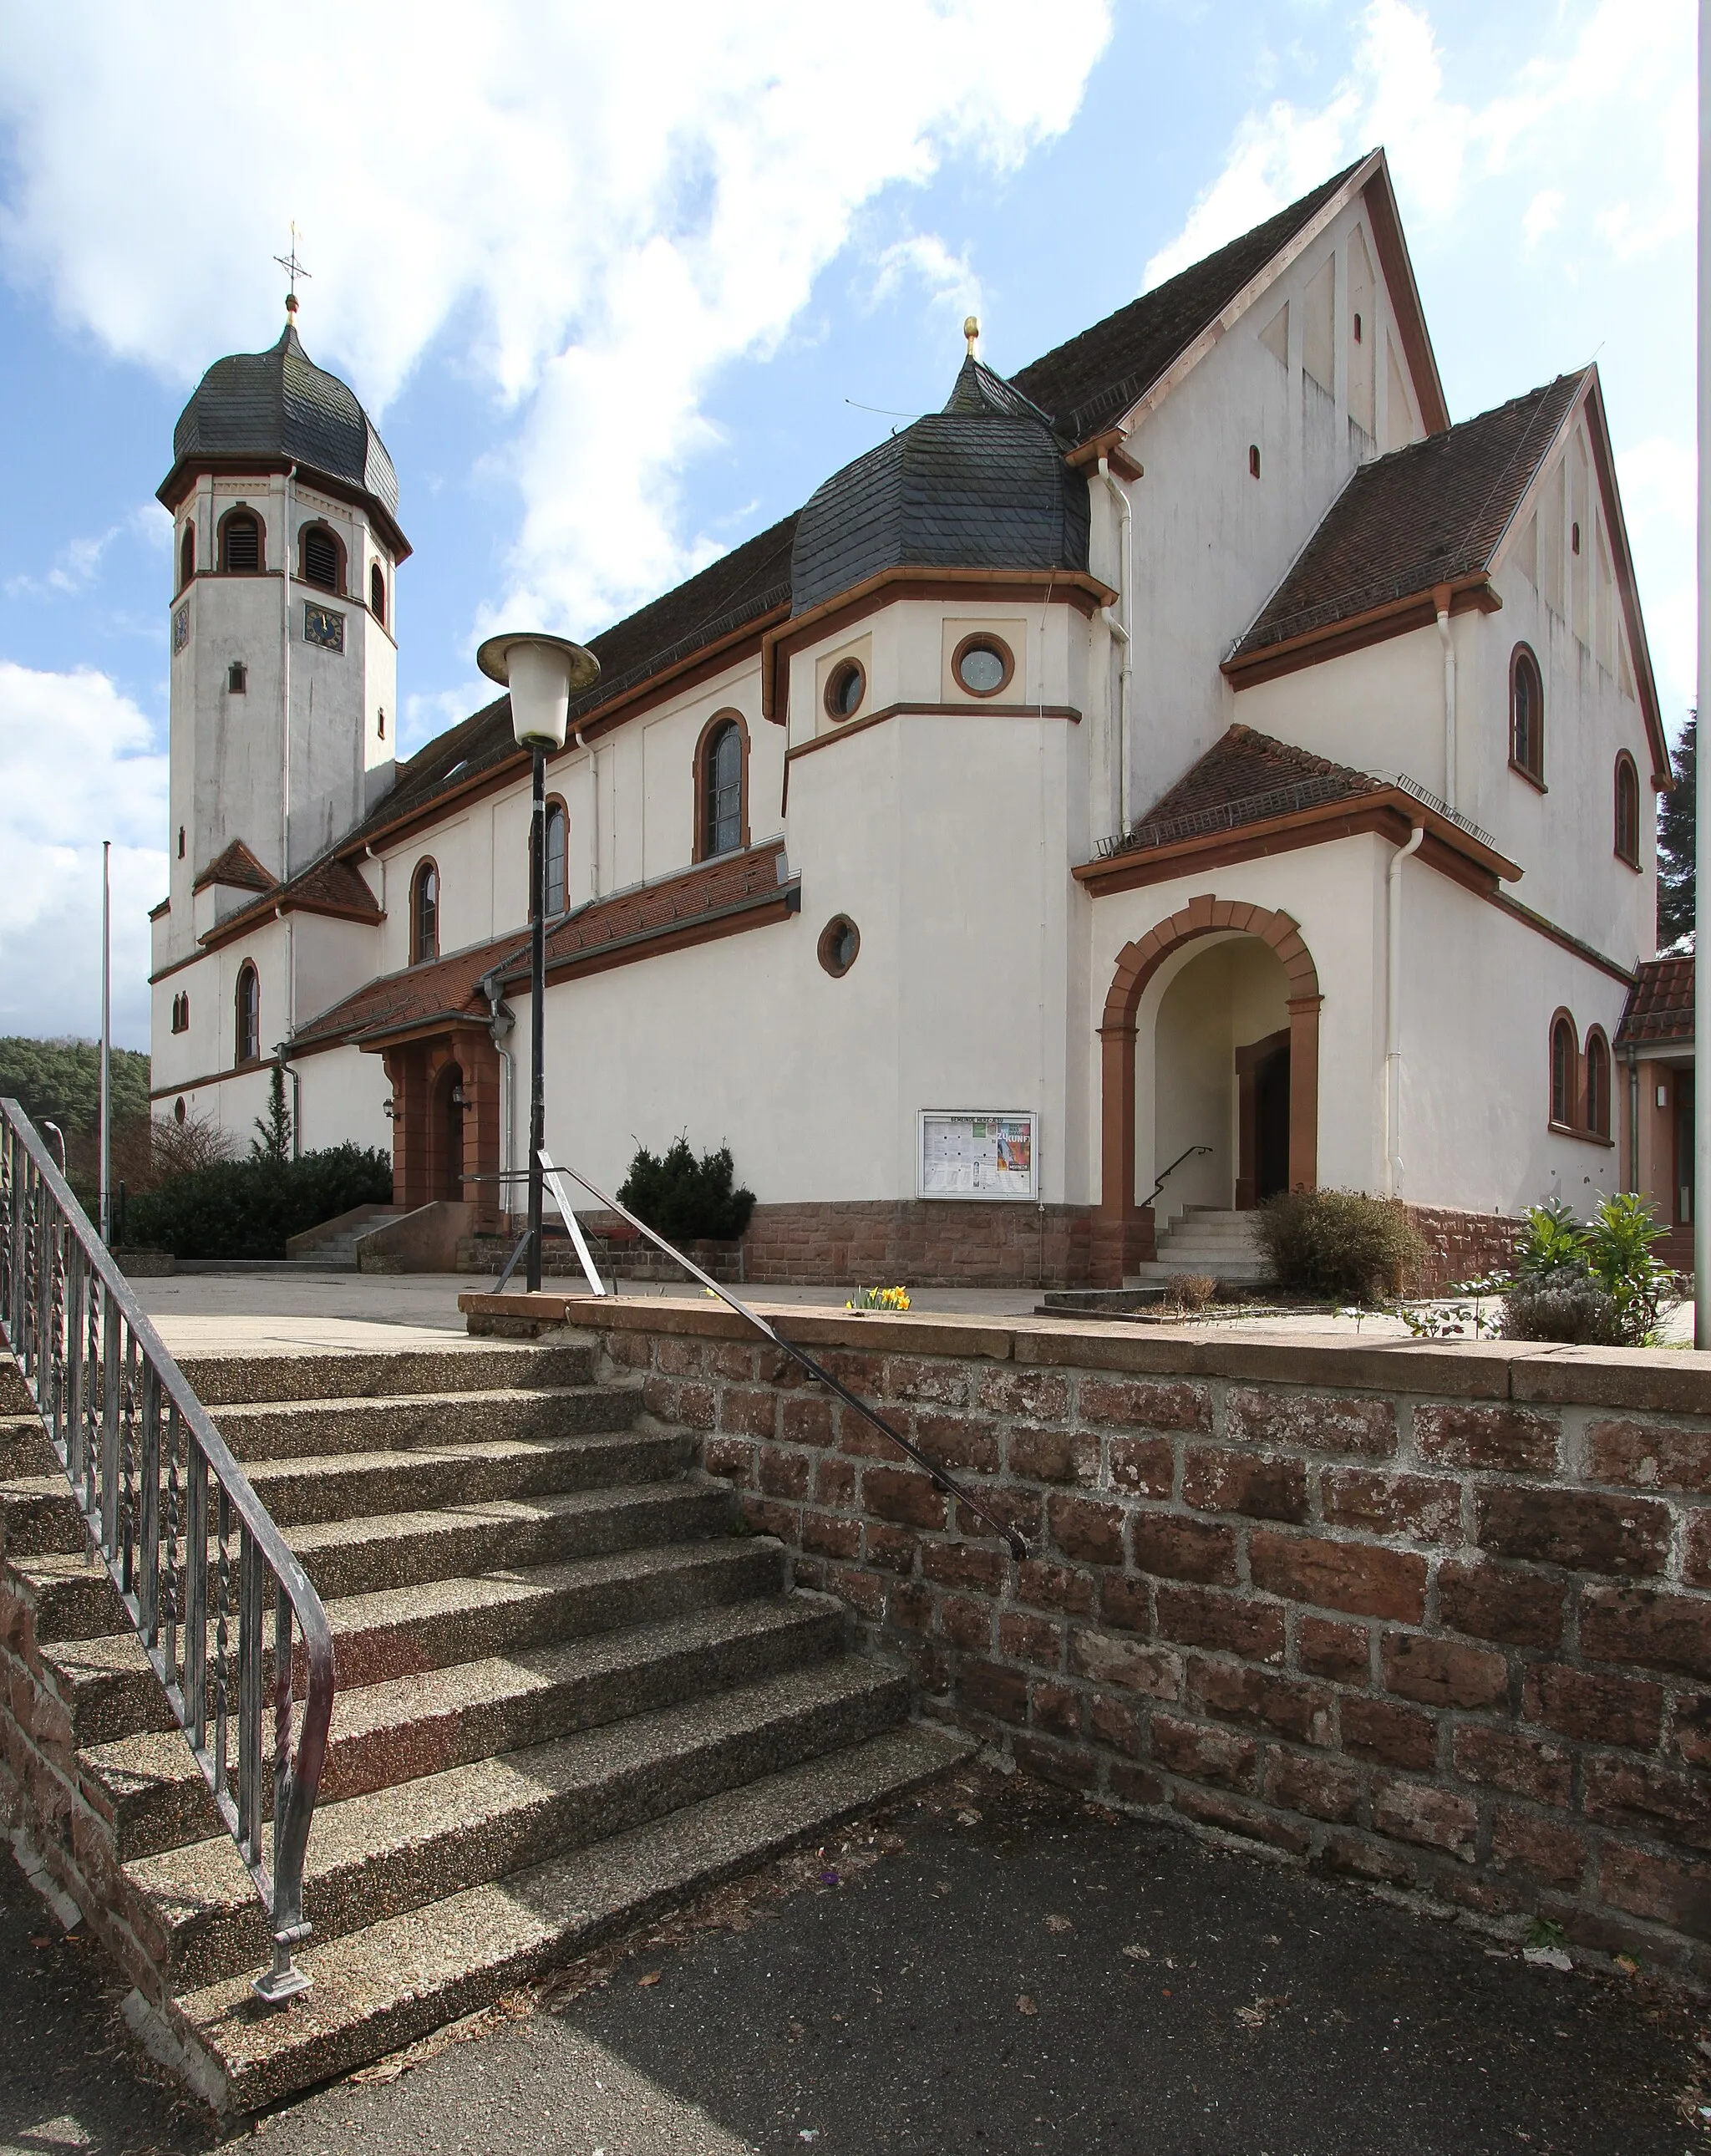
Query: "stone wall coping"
455 1291 1711 1414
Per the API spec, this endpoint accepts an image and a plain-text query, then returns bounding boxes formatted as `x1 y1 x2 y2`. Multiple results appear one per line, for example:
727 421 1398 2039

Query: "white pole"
99 838 111 1244
1698 0 1711 1345
1689 4 1698 1345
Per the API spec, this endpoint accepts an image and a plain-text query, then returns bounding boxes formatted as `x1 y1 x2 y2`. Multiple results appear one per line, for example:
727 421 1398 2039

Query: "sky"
0 0 1693 1053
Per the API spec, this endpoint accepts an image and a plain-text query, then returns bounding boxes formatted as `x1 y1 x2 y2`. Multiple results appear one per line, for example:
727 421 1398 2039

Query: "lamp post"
475 632 600 1291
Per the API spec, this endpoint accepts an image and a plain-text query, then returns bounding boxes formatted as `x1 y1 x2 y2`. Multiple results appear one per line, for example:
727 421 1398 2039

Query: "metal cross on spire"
273 222 312 321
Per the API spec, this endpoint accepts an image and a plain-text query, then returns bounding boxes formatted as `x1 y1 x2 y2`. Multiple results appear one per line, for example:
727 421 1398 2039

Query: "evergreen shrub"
1252 1187 1425 1303
617 1137 755 1245
126 1146 393 1260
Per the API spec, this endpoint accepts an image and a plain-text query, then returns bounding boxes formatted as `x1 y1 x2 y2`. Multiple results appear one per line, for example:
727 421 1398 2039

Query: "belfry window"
235 963 260 1065
301 524 341 593
179 525 195 592
412 859 439 964
370 561 386 626
220 511 261 574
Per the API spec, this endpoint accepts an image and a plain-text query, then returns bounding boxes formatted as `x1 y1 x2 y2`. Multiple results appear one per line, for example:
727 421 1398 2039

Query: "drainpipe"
1624 1045 1640 1197
1096 456 1133 835
483 970 515 1220
1384 823 1426 1197
1434 586 1457 813
573 728 599 897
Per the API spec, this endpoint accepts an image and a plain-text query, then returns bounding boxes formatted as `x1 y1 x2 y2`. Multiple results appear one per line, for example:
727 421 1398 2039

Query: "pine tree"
252 1062 292 1166
1658 711 1696 950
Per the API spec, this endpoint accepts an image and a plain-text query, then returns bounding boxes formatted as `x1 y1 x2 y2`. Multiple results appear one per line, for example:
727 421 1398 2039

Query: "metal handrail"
1147 1145 1211 1209
0 1100 333 2004
536 1152 1029 1560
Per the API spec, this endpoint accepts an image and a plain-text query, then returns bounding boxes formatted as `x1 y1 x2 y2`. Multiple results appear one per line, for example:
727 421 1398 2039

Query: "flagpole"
1689 0 1698 1336
1698 0 1710 1345
99 838 112 1246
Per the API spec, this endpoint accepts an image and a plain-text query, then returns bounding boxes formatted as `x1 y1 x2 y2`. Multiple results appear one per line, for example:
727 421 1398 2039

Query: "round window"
817 914 861 978
824 658 865 721
173 1096 186 1125
952 634 1013 699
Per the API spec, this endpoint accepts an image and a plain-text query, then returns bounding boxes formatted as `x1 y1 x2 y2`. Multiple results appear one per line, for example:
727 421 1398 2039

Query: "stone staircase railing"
0 1097 333 2004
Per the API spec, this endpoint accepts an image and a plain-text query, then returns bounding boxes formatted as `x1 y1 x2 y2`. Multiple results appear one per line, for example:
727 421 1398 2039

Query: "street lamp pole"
476 632 601 1294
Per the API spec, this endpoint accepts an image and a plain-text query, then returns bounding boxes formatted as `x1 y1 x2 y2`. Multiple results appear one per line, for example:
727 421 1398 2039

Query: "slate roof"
1232 374 1586 658
790 358 1089 617
1114 726 1381 857
191 839 272 894
1617 954 1695 1049
1009 161 1364 444
162 322 401 533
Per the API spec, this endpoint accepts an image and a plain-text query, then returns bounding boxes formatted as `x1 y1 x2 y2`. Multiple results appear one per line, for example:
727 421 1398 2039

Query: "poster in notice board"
917 1111 1038 1200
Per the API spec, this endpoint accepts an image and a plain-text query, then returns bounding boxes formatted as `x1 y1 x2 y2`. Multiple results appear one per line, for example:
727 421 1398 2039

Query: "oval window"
824 658 865 721
817 914 861 978
952 634 1013 698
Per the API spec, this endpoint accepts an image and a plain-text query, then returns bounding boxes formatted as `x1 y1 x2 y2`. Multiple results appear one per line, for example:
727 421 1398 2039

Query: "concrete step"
84 1594 849 1861
128 1655 914 1988
210 1384 642 1462
1130 1259 1274 1288
8 1480 739 1645
43 1536 789 1747
170 1345 597 1410
1158 1226 1259 1247
167 1721 972 2110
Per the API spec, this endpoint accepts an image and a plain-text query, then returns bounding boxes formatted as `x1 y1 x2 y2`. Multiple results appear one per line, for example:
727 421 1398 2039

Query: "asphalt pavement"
2 1767 1706 2155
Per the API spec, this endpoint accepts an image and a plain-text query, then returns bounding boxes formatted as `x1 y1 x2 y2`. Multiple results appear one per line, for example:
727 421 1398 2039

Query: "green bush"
1252 1187 1425 1303
1501 1195 1680 1348
125 1145 393 1260
617 1137 754 1245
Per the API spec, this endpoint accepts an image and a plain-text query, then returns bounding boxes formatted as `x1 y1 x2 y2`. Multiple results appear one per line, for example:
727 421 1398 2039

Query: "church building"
148 149 1671 1287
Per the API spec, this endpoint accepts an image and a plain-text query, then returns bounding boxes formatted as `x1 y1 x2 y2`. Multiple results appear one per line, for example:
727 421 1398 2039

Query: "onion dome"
158 317 406 552
789 355 1089 616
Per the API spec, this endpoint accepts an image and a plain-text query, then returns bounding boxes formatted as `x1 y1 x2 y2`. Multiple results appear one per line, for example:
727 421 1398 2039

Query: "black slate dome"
789 357 1089 616
160 318 404 540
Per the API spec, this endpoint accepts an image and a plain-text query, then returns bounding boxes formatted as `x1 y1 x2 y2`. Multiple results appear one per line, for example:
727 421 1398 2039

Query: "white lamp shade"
475 632 601 752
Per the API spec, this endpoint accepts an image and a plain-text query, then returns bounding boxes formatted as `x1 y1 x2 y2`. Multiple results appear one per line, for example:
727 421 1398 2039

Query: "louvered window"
221 512 261 573
370 561 386 627
302 526 340 592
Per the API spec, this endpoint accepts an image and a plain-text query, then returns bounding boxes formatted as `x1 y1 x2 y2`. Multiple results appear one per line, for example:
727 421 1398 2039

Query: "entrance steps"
1130 1206 1275 1291
0 1340 964 2109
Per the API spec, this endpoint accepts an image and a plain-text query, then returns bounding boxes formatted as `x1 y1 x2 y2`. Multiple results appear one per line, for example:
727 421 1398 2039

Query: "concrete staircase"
1130 1205 1274 1292
0 1340 963 2109
284 1206 404 1272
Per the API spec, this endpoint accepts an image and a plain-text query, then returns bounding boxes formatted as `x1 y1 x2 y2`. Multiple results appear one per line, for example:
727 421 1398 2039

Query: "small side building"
1617 954 1694 1274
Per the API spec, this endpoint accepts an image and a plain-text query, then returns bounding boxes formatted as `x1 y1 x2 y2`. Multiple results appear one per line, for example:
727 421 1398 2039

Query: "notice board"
917 1111 1038 1200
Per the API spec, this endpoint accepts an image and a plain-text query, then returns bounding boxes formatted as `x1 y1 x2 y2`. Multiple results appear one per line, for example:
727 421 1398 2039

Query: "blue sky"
0 0 1693 1050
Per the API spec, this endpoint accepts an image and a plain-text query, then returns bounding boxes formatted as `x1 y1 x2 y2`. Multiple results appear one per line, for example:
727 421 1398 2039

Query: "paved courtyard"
3 1765 1705 2154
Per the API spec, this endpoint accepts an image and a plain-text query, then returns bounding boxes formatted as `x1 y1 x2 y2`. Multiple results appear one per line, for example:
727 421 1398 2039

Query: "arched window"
698 715 745 860
179 525 195 592
411 859 439 964
170 991 189 1035
370 561 386 627
1614 752 1640 867
1510 644 1545 786
235 963 260 1065
532 797 567 917
1550 1013 1577 1129
219 509 262 574
1586 1030 1611 1139
177 825 185 860
299 522 343 594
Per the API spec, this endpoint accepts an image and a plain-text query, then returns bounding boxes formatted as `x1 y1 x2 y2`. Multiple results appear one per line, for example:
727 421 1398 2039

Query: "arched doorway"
1095 896 1322 1283
434 1060 465 1203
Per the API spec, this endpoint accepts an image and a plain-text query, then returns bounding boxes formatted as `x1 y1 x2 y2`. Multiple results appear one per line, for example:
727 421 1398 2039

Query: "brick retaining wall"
559 1297 1711 1977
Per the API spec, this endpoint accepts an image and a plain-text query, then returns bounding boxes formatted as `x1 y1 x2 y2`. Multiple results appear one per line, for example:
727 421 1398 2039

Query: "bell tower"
155 285 409 968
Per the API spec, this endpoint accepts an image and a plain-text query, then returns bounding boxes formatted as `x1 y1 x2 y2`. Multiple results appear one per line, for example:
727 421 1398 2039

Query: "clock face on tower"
303 602 345 653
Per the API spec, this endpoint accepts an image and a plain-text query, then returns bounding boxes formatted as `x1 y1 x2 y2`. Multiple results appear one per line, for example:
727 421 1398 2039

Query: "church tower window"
235 963 261 1065
300 523 343 593
412 860 439 964
219 509 262 574
227 662 247 694
179 525 195 592
370 561 386 626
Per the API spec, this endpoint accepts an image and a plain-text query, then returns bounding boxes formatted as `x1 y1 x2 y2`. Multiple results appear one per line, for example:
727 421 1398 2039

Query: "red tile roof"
1617 954 1695 1048
201 852 382 948
191 838 273 894
1119 727 1381 855
506 842 794 987
292 934 517 1051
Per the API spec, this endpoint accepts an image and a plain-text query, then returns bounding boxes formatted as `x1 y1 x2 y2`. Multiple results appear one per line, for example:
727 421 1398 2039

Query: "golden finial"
963 314 980 356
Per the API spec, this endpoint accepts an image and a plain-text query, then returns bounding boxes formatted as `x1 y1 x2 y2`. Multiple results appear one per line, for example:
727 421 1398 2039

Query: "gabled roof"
200 852 382 952
1231 375 1586 664
1617 954 1694 1049
1120 726 1382 855
191 838 273 895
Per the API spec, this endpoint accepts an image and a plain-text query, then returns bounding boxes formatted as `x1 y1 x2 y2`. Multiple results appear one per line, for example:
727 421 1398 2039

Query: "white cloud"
866 233 984 325
1522 188 1564 250
0 663 166 1050
0 0 1109 642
